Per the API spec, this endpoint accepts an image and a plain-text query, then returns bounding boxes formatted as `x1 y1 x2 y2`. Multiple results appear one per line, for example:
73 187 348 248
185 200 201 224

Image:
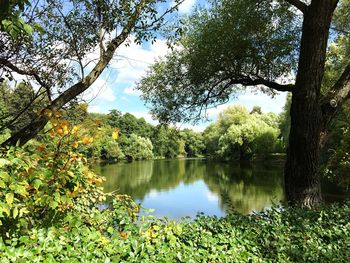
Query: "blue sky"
83 0 288 131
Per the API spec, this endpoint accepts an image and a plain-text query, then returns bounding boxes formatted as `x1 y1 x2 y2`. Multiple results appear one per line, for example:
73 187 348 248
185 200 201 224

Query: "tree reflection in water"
94 159 286 216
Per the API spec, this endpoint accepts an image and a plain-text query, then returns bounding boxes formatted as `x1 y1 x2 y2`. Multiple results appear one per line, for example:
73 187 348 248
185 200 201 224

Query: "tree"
138 0 350 206
0 0 184 146
203 105 280 160
0 81 48 135
180 129 205 157
122 134 154 161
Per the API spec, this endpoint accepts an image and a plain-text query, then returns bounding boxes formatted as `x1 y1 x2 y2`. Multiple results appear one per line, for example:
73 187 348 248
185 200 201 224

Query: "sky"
83 0 288 132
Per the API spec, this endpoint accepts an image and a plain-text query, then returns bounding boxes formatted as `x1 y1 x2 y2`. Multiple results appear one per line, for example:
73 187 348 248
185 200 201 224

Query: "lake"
94 158 349 219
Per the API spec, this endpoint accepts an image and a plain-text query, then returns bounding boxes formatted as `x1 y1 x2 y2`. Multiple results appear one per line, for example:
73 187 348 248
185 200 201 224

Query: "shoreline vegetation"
0 114 349 261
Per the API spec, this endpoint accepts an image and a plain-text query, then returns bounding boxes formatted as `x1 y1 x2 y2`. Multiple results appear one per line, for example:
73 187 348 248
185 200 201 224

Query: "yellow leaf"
54 110 62 117
50 118 58 126
120 231 128 240
71 125 79 134
43 109 52 117
112 130 120 140
82 136 93 145
6 193 14 205
49 130 55 138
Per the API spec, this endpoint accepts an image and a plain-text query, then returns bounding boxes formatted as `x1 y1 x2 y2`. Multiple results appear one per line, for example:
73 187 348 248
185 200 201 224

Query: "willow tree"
0 0 183 146
138 0 350 206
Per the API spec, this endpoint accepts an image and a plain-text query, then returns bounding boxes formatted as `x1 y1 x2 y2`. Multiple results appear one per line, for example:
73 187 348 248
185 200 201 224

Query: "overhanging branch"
231 75 294 92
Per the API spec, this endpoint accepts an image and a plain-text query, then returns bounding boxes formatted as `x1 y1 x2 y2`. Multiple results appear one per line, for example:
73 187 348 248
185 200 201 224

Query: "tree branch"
135 0 185 31
321 63 350 128
231 75 294 92
284 0 308 13
0 58 50 90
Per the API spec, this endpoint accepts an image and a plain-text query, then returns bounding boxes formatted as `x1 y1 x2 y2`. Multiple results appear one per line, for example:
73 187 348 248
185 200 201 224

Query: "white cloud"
82 77 116 102
110 37 170 84
176 0 196 14
179 123 208 132
204 91 287 120
206 191 219 202
206 104 233 118
148 190 159 198
88 105 109 114
128 111 158 125
124 86 142 96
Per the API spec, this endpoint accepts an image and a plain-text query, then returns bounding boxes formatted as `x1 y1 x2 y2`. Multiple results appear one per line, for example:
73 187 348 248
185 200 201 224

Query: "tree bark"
284 0 338 206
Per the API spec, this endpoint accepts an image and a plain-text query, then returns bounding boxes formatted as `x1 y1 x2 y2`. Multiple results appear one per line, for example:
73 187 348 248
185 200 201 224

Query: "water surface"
95 158 288 218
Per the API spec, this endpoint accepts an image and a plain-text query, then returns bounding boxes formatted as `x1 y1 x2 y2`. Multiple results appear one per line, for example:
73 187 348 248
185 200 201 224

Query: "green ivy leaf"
33 179 42 190
15 185 28 196
13 207 18 219
0 158 11 168
6 193 14 205
50 201 58 209
0 179 6 188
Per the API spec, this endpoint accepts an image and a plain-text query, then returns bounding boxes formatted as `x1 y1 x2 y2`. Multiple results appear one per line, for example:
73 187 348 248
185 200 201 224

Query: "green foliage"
0 119 104 237
278 93 292 149
0 187 349 262
122 134 154 161
100 136 125 161
150 125 182 158
0 81 48 136
0 0 33 38
180 129 205 157
138 0 299 123
204 105 281 160
322 102 350 189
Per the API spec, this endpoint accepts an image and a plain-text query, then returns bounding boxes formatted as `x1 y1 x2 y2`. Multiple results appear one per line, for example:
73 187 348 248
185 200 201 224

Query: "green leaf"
0 179 6 188
23 23 33 35
15 185 28 196
107 226 114 235
13 207 18 219
50 201 58 209
0 158 11 168
19 207 29 217
0 171 10 182
6 193 14 205
1 205 11 216
33 179 42 190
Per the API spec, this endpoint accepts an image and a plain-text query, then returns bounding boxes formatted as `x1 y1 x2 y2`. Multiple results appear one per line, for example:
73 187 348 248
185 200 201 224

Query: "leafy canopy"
137 0 300 123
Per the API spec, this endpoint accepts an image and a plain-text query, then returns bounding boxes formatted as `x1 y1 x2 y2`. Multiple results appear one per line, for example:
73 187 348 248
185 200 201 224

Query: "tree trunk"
284 0 338 206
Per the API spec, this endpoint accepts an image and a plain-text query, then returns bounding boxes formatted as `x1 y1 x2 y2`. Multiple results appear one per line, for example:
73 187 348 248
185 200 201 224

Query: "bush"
0 114 104 238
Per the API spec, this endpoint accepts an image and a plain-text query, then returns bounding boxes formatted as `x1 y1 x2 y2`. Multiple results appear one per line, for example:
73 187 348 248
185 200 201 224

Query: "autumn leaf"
82 136 93 145
112 129 120 140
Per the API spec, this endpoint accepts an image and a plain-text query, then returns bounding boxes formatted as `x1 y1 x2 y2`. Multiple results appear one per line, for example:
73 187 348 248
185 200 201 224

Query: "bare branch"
135 0 185 30
284 0 308 13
